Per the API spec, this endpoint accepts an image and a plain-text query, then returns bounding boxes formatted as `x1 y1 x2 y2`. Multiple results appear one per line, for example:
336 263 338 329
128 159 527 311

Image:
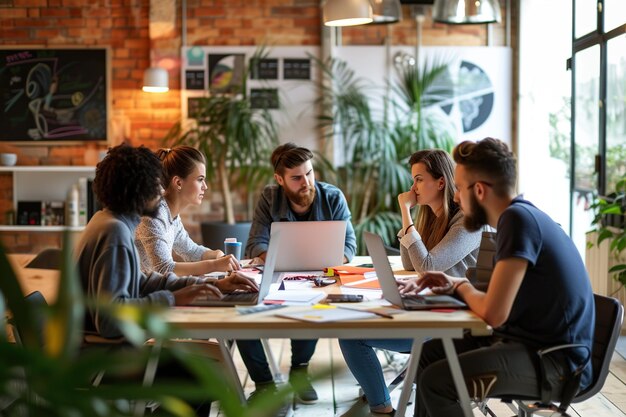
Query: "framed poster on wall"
0 47 109 143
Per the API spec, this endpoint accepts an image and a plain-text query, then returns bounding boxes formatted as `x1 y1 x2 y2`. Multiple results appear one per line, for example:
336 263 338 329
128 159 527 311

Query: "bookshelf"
0 166 96 232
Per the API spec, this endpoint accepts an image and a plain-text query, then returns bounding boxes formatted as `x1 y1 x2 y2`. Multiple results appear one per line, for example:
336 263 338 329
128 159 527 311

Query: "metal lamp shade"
433 0 501 24
371 0 402 24
324 0 373 27
142 67 169 93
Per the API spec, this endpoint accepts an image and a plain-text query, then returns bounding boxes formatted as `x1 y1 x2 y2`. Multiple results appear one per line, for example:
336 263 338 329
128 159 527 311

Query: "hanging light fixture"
371 0 403 24
142 67 169 93
323 0 373 27
433 0 501 24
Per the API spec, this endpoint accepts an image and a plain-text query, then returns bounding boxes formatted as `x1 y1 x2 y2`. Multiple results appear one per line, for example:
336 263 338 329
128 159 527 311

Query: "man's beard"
463 192 488 232
285 185 316 208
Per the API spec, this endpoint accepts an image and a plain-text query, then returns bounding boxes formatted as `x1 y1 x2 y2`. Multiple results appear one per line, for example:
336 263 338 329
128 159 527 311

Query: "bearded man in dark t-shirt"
409 138 594 417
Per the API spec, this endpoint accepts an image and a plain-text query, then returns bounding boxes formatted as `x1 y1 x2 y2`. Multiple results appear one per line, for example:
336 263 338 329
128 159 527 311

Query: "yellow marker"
312 304 335 309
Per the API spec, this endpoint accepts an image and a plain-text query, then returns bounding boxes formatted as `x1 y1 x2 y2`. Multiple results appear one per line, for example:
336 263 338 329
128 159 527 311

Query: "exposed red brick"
40 8 70 17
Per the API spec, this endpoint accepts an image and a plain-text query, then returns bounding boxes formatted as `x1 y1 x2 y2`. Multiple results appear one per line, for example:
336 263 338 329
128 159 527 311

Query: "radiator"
586 232 626 328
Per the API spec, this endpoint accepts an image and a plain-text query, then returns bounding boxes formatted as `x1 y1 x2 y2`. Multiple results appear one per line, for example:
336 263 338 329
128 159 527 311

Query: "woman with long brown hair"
398 149 481 276
339 149 483 416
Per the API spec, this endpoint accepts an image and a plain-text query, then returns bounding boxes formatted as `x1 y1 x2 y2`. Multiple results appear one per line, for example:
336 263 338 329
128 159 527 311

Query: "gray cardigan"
75 209 202 338
398 210 481 276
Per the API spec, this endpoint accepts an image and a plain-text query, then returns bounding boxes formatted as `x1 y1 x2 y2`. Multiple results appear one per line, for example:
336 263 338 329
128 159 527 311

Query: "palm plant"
165 50 279 225
315 56 456 254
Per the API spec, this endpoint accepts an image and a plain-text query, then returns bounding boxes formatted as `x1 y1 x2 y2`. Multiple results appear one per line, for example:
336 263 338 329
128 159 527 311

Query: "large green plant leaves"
314 56 456 254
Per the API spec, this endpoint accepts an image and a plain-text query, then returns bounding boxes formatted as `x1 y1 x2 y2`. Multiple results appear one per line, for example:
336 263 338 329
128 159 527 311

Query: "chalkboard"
0 48 108 142
283 58 311 80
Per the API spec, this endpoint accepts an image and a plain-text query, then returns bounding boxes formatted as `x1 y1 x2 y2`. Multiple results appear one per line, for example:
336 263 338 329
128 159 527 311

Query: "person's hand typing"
398 277 421 295
173 283 222 306
415 271 468 295
214 271 259 294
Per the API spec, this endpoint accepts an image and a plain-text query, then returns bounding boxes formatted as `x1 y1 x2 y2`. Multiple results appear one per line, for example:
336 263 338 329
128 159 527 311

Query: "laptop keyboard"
402 296 439 306
220 292 258 302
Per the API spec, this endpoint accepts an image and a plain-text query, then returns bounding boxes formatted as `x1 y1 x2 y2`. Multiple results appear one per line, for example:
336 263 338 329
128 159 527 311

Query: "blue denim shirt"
245 181 357 261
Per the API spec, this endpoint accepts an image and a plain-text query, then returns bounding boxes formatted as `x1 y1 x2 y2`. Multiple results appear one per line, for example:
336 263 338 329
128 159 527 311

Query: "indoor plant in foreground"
589 172 626 291
0 232 293 417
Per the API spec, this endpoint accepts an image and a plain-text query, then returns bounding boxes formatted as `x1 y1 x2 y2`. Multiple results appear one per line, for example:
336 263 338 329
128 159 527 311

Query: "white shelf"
2 166 97 230
0 166 95 173
0 225 84 232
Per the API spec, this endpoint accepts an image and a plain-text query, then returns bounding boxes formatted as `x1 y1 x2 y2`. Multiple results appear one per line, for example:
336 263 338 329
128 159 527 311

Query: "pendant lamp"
142 67 169 93
323 0 373 27
433 0 501 24
371 0 402 24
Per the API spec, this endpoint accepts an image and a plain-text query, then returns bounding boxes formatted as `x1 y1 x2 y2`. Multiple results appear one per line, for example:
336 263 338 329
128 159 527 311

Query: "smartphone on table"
325 294 364 303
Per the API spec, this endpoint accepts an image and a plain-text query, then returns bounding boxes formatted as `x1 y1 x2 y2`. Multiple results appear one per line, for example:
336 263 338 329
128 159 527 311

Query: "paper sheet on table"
341 276 381 290
277 305 378 322
264 289 326 305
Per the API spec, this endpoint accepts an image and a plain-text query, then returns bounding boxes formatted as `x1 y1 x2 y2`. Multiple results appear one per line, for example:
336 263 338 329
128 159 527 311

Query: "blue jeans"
236 339 318 384
339 338 413 411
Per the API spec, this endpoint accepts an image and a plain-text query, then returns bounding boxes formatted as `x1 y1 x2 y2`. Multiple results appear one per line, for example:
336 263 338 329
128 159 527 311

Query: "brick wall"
0 0 510 252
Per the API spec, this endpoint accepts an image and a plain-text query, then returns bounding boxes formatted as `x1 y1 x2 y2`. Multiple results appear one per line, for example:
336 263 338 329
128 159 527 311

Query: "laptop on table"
270 220 346 271
363 231 466 310
188 231 281 307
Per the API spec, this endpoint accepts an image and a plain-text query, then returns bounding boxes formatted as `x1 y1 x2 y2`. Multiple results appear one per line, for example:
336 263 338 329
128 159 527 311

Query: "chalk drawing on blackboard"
208 53 245 94
0 48 107 142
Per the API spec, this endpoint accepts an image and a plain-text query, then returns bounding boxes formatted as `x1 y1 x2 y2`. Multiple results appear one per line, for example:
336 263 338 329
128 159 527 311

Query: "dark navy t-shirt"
495 197 595 388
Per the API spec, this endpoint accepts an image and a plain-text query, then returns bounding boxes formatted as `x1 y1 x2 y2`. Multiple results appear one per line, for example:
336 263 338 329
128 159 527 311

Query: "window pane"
574 46 600 191
604 0 626 33
518 0 572 232
606 35 626 192
572 190 594 256
575 0 597 38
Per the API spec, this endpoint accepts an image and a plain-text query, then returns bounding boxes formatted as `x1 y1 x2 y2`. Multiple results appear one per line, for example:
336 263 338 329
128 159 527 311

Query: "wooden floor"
212 335 626 417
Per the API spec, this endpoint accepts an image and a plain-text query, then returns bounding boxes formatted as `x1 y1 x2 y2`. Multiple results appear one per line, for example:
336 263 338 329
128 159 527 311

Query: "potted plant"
589 172 626 290
314 56 455 254
165 50 279 250
0 232 293 416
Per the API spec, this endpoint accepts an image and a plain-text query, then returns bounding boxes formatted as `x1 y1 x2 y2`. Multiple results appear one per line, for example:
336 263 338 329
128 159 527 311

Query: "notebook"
188 231 281 307
363 231 467 310
270 220 347 271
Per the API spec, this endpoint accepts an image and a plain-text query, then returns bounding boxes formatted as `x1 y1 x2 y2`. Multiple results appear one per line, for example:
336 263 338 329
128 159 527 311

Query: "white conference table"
9 254 489 417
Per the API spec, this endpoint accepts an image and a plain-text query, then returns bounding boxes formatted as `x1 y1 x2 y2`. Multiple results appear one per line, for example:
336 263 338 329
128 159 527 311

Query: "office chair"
25 248 62 270
479 294 623 417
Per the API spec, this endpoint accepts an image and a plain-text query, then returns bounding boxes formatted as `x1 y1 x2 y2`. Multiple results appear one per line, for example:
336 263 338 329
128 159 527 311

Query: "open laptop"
363 231 467 310
188 231 281 306
271 220 346 271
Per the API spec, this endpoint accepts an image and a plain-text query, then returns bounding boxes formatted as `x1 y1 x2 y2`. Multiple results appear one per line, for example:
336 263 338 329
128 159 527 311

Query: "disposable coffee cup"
224 241 242 261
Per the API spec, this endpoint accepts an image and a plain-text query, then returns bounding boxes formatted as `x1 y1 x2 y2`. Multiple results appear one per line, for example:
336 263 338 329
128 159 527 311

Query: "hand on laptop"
415 271 468 295
397 277 421 295
173 283 223 306
214 271 260 294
